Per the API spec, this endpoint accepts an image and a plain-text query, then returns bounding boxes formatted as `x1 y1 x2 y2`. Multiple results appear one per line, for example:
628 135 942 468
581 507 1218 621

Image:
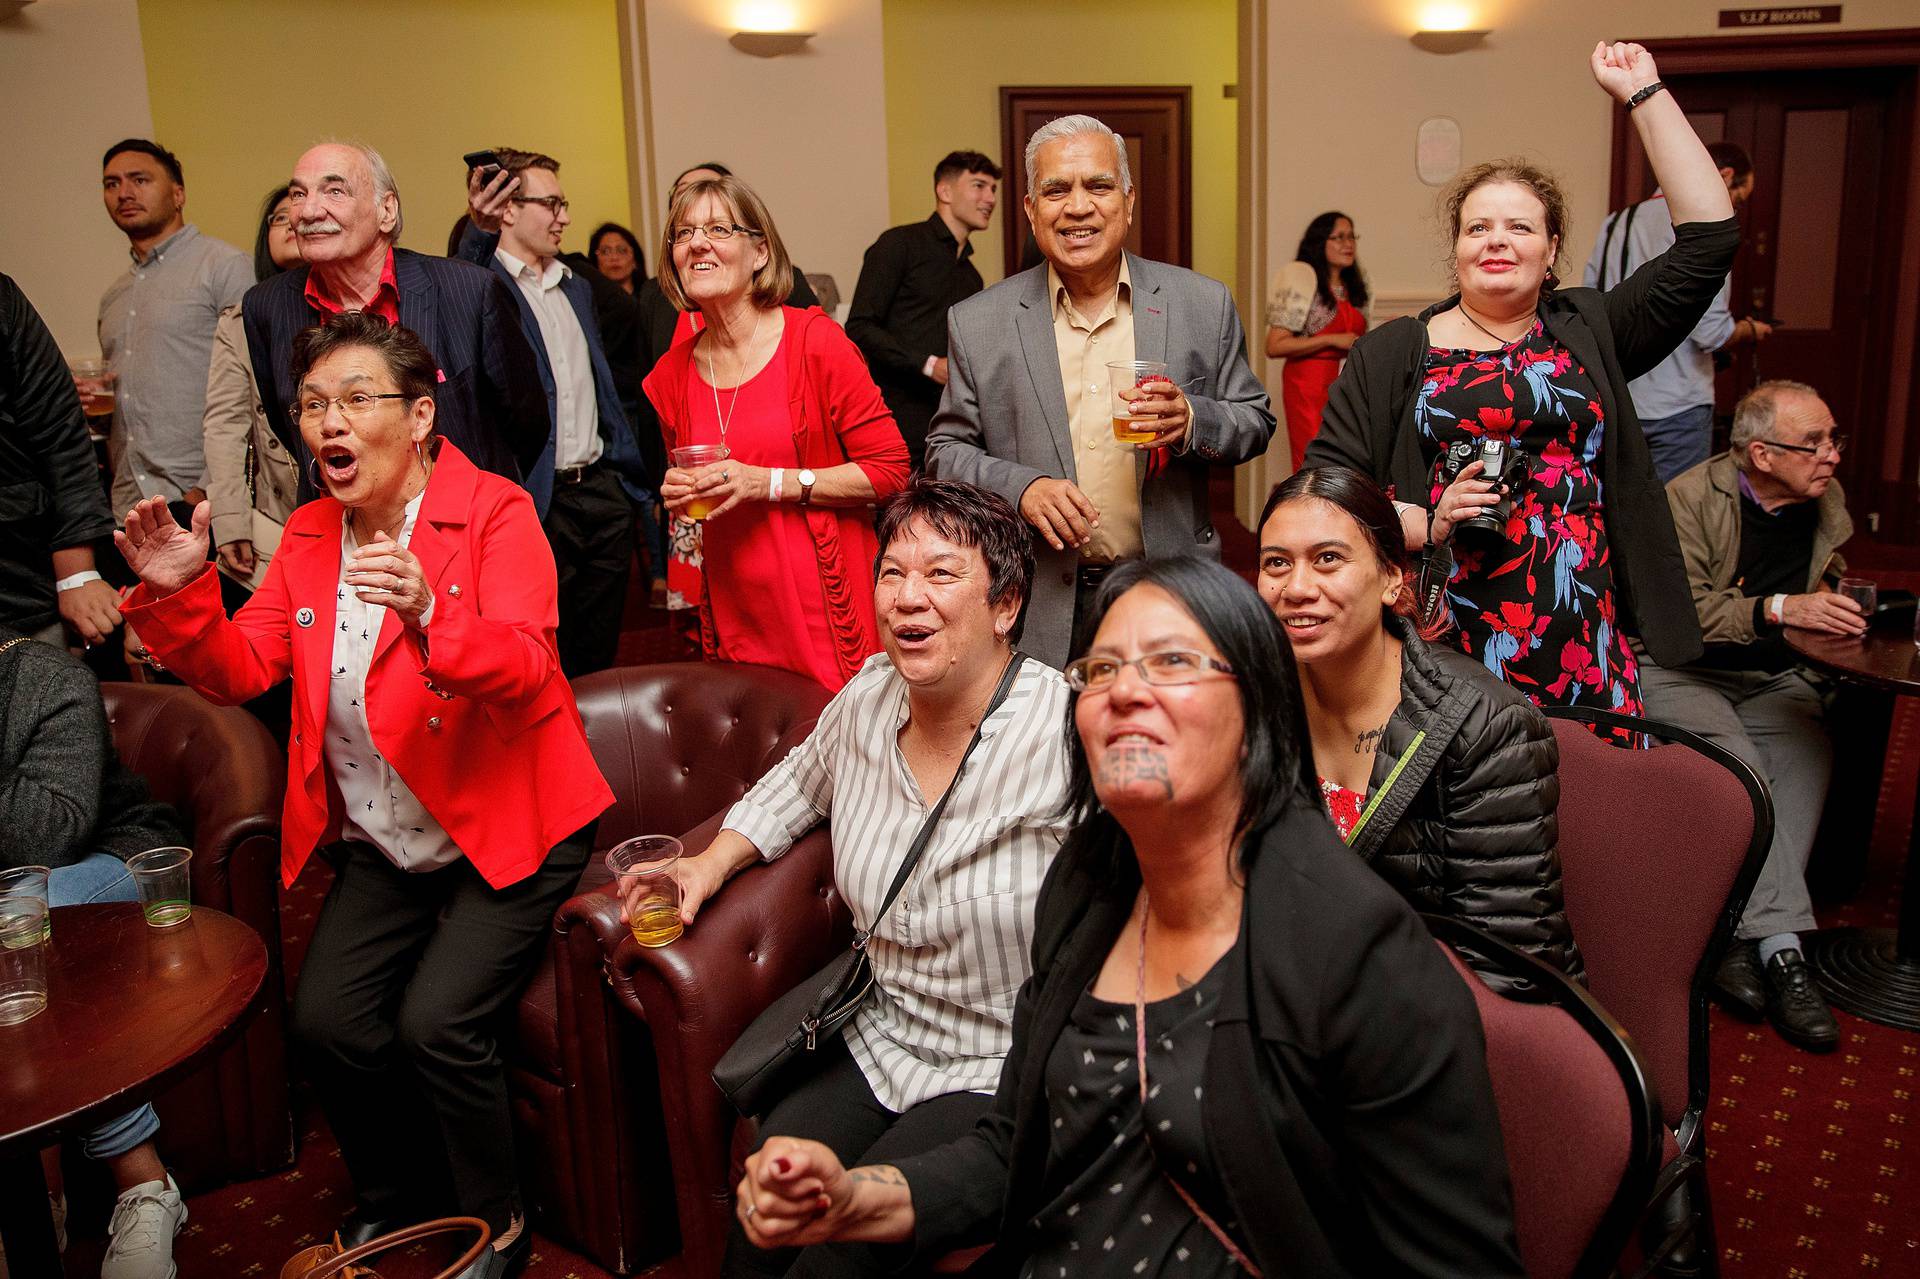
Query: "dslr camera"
1437 437 1534 537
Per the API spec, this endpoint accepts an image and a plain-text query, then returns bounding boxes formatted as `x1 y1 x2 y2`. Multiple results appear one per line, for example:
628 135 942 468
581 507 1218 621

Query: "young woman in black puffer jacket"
1256 465 1582 984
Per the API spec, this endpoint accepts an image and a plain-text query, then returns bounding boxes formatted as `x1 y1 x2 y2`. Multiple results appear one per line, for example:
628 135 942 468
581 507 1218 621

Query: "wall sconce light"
1411 3 1489 53
729 29 814 57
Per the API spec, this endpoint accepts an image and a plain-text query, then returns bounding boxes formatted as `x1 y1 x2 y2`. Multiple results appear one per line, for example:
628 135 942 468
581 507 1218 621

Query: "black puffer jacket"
1349 618 1582 984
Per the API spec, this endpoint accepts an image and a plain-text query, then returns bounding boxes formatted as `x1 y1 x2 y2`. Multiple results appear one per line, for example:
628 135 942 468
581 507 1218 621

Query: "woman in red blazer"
119 311 610 1279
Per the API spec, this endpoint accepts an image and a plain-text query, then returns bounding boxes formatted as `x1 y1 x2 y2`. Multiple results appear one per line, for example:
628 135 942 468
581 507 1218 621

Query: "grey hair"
1730 378 1822 471
1024 114 1132 194
317 139 404 239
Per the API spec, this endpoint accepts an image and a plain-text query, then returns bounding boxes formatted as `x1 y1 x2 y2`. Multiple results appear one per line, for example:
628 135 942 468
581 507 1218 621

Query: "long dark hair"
1260 466 1439 638
1062 556 1318 885
252 184 293 282
589 222 646 279
1295 210 1368 312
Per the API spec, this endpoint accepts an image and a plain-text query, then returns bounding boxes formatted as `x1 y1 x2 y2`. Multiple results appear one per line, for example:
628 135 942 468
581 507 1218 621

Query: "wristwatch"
796 468 817 505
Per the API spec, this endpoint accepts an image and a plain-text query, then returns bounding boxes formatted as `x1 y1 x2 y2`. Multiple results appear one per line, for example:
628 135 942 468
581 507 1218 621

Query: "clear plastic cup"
669 444 731 521
0 865 51 942
607 836 684 948
127 847 193 928
1106 360 1172 444
0 898 50 1026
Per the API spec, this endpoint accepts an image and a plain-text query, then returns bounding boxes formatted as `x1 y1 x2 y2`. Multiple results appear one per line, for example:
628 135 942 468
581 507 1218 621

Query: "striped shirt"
724 651 1073 1111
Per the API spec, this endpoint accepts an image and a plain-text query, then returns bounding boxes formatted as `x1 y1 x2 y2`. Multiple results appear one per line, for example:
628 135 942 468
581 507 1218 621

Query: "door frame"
1615 30 1920 538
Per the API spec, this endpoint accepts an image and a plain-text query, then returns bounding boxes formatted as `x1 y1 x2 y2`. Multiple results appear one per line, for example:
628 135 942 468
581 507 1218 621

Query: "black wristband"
1626 81 1666 111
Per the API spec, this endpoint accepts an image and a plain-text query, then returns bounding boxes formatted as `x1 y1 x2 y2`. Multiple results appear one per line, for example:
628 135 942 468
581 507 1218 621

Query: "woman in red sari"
644 175 908 691
1265 211 1370 469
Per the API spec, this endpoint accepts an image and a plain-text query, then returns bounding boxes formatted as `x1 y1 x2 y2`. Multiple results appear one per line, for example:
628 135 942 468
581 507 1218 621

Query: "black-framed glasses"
1760 434 1846 458
1064 650 1237 693
511 195 569 216
668 221 762 246
288 392 410 427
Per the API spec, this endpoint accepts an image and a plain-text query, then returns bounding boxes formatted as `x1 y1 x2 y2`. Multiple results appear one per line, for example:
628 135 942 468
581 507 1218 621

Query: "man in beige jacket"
1639 379 1860 1054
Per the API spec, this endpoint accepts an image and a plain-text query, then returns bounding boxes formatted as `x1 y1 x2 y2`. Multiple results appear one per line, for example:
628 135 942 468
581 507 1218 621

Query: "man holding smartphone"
457 148 651 677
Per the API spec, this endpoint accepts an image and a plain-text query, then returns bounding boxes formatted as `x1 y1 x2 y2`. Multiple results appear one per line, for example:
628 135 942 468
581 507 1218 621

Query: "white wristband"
1767 593 1787 626
922 355 940 379
55 570 104 593
769 467 785 502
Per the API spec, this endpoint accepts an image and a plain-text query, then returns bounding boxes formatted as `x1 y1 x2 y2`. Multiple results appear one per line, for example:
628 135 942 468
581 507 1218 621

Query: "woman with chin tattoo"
116 311 609 1279
1258 466 1580 988
622 479 1071 1279
733 556 1522 1278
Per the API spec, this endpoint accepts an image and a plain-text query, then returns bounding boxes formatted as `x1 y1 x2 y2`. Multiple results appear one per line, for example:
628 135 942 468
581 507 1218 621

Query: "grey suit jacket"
925 253 1275 667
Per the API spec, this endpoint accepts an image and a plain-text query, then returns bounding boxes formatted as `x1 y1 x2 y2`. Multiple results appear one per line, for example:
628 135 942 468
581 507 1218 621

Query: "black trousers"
543 462 632 678
288 828 593 1233
724 1034 992 1278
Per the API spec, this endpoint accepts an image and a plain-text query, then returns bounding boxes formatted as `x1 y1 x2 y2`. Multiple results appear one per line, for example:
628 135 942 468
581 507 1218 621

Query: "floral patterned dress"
1418 319 1644 730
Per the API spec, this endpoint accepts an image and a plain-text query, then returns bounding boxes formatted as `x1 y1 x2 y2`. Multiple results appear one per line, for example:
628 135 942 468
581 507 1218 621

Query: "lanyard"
1343 729 1427 847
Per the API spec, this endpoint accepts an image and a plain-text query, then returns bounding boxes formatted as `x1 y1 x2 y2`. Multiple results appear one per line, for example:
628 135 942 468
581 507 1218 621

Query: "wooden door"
1610 65 1913 524
1000 87 1192 273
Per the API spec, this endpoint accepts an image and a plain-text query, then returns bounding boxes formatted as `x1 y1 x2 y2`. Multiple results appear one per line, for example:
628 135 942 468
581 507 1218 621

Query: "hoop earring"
306 457 325 491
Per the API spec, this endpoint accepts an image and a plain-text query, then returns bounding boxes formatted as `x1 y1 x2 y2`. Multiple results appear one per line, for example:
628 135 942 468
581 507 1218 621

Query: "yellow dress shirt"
1049 261 1143 562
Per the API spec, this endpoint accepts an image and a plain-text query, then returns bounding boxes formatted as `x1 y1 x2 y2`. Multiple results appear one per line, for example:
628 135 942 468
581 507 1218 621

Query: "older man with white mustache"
239 141 546 497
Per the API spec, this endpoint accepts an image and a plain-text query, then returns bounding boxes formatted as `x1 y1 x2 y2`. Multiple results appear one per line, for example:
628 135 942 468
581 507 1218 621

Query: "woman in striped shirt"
631 479 1073 1278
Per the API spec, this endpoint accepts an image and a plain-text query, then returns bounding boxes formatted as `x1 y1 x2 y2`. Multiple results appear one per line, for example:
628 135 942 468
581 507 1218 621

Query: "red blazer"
123 442 613 889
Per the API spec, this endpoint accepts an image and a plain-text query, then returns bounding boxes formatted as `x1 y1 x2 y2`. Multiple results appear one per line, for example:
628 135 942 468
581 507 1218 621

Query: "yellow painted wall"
137 0 633 264
881 0 1239 289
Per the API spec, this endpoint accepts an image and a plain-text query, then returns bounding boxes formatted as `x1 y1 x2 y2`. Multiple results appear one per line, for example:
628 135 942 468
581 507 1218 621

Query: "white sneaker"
101 1174 185 1279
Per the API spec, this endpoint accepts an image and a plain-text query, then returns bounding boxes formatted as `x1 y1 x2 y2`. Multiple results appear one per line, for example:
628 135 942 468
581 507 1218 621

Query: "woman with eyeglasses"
732 556 1523 1278
644 174 908 690
116 311 612 1279
1307 44 1738 737
1265 212 1370 470
1257 466 1580 988
589 222 645 294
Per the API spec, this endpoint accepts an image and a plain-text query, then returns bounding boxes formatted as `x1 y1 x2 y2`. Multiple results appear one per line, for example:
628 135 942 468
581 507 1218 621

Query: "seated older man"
1639 379 1862 1053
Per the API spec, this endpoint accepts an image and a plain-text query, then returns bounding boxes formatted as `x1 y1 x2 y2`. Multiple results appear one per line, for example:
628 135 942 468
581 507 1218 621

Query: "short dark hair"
1260 465 1436 636
1063 556 1317 876
102 138 182 185
590 222 646 276
672 161 733 192
253 184 293 282
290 312 440 414
934 150 1001 189
874 479 1034 613
1707 141 1753 184
494 147 560 179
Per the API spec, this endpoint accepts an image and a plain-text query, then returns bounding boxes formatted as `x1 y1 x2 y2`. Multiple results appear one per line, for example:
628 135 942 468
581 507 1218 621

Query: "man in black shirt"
847 150 1000 469
1640 379 1861 1053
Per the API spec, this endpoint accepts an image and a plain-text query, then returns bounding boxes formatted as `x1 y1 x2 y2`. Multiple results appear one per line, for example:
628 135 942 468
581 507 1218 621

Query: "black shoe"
338 1207 407 1249
1763 949 1840 1053
452 1228 530 1279
1710 940 1767 1020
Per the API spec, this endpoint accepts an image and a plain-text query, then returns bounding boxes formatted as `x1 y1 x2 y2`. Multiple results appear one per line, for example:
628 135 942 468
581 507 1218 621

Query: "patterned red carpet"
131 549 1920 1276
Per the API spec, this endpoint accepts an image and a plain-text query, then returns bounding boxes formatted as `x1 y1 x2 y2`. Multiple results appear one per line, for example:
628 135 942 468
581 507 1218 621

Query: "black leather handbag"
713 655 1025 1116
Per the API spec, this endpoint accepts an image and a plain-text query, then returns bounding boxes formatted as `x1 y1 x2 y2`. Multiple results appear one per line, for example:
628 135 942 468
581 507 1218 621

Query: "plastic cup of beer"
669 444 731 522
70 357 116 416
1106 360 1171 444
608 836 684 948
0 898 50 1027
127 847 192 928
0 866 51 942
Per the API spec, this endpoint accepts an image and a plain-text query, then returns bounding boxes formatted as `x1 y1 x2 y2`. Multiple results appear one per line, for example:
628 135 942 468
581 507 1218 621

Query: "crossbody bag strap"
861 653 1026 942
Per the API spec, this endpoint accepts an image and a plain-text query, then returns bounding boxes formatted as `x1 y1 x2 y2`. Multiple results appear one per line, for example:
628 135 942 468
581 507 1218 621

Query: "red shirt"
305 247 401 323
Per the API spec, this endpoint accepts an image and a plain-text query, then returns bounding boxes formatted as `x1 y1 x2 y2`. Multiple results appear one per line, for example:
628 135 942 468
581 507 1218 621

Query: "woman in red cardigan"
645 174 909 691
117 312 611 1279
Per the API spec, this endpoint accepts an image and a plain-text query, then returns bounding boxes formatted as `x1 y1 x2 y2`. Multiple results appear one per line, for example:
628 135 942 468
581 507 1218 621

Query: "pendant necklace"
701 307 763 449
1456 302 1532 348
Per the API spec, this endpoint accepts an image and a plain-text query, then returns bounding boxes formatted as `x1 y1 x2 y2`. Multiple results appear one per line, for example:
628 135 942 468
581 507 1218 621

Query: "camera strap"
1417 540 1455 629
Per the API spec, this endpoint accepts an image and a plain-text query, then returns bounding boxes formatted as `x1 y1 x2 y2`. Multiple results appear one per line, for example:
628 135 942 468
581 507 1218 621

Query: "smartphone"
463 150 505 187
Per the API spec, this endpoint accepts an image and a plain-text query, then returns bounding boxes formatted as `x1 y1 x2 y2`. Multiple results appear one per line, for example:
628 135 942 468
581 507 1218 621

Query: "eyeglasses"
289 392 410 427
1327 233 1360 244
511 195 569 216
1063 650 1236 693
268 213 292 228
669 221 762 246
1760 434 1846 458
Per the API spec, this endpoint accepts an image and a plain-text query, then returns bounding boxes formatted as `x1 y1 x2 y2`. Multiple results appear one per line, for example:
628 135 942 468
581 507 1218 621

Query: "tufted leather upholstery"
509 663 834 1274
100 683 293 1190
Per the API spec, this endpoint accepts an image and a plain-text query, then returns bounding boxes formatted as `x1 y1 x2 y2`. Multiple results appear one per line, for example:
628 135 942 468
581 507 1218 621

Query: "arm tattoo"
849 1166 907 1187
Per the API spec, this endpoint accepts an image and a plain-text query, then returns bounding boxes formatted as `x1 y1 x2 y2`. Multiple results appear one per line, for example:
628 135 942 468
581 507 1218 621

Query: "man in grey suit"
926 115 1274 667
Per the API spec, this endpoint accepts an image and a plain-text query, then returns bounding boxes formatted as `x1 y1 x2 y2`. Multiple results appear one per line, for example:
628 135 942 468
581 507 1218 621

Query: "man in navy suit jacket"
459 148 651 677
242 142 547 495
